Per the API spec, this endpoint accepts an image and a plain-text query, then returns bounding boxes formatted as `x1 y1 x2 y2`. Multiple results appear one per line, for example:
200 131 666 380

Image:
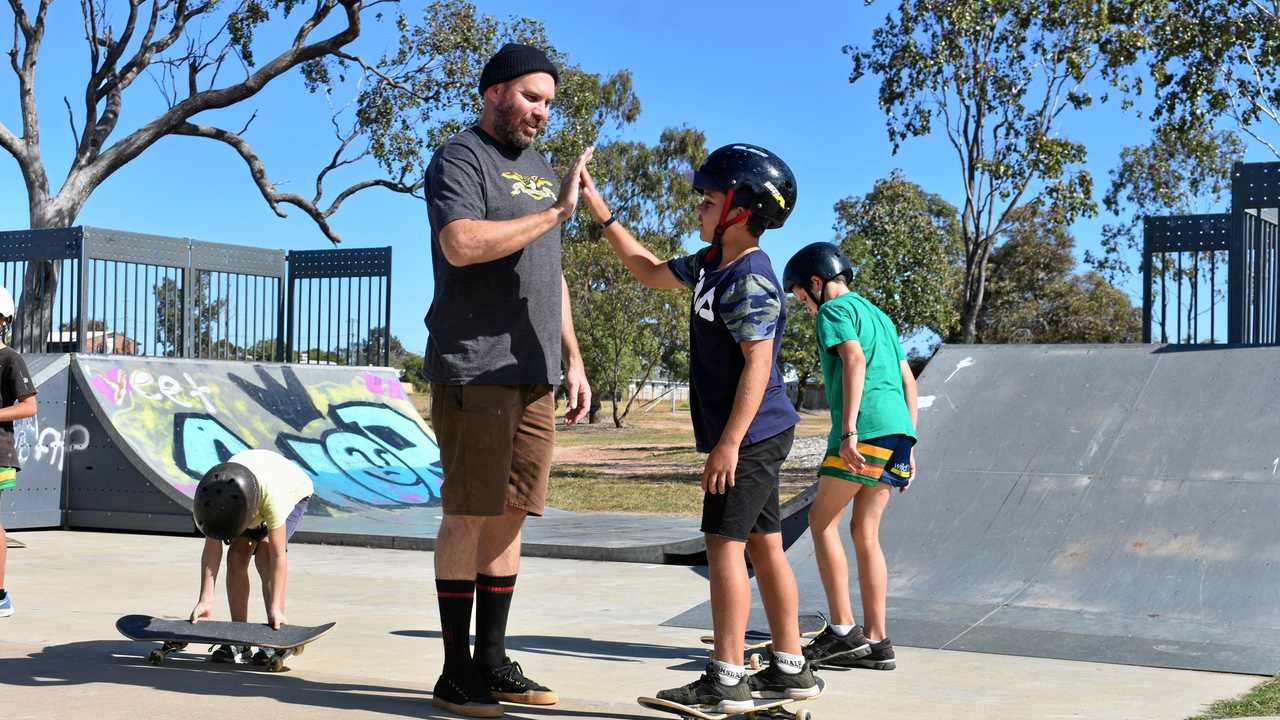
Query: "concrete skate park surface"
0 531 1256 720
668 344 1280 675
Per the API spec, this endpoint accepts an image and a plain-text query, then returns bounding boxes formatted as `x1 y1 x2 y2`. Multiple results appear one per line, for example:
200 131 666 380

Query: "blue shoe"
0 591 12 618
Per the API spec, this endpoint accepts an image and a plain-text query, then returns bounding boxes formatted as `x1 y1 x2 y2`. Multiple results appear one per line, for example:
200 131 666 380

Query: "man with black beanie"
423 42 593 718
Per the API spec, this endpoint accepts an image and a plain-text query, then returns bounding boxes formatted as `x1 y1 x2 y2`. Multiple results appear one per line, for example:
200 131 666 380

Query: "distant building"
46 330 138 355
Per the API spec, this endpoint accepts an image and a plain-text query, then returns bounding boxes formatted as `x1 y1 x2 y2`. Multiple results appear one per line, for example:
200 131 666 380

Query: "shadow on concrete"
0 640 651 719
392 630 707 670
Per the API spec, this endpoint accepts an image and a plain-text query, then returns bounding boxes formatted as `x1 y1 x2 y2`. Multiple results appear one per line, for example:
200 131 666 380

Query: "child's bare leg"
809 477 860 625
706 534 750 666
225 538 254 623
746 531 801 655
0 516 7 591
254 540 272 617
850 484 892 640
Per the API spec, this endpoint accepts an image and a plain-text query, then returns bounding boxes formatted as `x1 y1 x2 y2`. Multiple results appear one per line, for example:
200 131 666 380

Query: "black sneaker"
483 657 558 705
209 644 250 664
826 637 896 670
656 663 753 714
747 654 820 699
802 625 872 666
251 649 271 666
432 673 504 718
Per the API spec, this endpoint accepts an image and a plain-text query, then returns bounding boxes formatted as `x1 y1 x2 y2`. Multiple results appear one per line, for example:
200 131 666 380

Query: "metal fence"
0 226 392 365
1144 162 1280 345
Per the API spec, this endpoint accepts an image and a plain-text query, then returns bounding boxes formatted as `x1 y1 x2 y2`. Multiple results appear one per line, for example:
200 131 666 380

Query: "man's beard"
493 98 541 150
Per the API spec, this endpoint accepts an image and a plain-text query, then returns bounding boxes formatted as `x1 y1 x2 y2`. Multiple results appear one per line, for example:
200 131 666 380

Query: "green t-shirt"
816 292 916 450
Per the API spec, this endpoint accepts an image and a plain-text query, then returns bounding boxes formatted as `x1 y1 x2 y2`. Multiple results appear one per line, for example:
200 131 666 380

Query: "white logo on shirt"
692 271 715 322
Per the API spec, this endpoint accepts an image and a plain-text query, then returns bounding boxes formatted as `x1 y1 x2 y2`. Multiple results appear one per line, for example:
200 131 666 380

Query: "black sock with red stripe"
474 573 517 670
436 578 475 679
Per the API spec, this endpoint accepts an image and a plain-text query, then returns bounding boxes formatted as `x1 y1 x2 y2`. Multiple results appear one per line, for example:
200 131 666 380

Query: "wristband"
840 431 858 440
602 215 618 229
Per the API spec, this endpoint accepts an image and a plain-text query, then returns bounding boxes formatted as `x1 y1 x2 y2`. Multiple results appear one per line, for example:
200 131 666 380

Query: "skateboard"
638 677 824 720
115 614 335 672
701 615 827 670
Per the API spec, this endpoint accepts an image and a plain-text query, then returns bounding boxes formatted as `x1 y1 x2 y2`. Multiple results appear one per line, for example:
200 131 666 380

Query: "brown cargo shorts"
429 383 555 517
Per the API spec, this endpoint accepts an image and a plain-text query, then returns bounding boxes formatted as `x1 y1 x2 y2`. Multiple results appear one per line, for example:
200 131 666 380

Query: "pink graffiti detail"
89 368 131 405
362 373 406 400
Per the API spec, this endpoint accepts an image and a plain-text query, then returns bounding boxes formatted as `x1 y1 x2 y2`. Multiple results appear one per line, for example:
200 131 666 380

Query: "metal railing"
0 226 392 365
1144 162 1280 345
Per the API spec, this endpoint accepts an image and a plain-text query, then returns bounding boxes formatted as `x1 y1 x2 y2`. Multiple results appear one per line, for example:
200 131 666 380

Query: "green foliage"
305 0 642 188
154 274 229 357
398 352 430 393
846 0 1148 341
562 127 706 427
1092 121 1244 280
833 170 961 340
1142 0 1280 158
779 297 819 410
977 204 1141 343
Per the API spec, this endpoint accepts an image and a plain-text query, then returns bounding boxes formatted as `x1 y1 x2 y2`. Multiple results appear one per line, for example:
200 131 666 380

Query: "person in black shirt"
0 286 38 618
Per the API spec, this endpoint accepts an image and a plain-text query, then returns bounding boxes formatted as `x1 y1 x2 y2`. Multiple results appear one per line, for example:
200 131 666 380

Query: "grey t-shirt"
424 126 563 385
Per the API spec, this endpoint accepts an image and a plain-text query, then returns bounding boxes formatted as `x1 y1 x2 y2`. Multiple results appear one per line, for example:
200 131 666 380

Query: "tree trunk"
11 199 82 352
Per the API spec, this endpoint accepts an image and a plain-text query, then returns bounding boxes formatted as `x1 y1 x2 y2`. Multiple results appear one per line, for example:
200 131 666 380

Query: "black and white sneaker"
432 673 504 718
656 663 753 713
209 644 250 664
484 657 558 705
747 654 820 699
826 637 896 670
803 625 872 666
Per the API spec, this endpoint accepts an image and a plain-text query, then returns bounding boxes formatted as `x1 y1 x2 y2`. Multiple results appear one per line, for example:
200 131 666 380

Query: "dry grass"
413 392 827 515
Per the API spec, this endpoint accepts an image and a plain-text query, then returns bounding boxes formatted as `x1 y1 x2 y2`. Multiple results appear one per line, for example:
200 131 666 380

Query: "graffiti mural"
15 416 90 473
78 358 442 511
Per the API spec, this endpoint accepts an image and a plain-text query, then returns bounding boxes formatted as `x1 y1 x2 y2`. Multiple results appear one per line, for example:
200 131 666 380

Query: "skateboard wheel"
795 710 812 720
748 654 762 671
268 655 285 672
292 644 306 657
148 649 164 665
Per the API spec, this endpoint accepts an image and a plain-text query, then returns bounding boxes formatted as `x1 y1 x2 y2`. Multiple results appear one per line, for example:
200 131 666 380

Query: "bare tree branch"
64 0 361 216
172 117 423 245
0 119 23 161
64 96 80 156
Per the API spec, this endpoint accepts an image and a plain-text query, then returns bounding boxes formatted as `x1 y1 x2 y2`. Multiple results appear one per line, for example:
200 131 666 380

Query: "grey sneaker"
656 663 753 713
747 654 820 699
826 637 896 670
803 625 871 666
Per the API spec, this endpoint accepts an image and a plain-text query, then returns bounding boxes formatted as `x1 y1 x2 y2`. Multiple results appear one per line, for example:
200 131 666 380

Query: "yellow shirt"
227 449 314 530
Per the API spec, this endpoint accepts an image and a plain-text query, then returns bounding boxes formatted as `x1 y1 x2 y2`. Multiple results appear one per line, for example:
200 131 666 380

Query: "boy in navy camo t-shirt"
580 144 818 712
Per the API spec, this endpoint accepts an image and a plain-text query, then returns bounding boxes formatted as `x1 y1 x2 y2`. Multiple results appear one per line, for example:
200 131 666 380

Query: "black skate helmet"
688 144 797 243
783 242 855 306
193 462 259 540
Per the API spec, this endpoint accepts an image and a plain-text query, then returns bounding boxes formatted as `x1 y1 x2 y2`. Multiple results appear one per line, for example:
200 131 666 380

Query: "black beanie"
479 43 559 94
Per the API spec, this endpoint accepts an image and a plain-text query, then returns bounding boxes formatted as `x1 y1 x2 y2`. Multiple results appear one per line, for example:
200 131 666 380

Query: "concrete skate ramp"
63 356 714 563
666 344 1280 675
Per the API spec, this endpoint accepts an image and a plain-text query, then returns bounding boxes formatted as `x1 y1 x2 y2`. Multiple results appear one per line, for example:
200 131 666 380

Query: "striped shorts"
818 434 914 488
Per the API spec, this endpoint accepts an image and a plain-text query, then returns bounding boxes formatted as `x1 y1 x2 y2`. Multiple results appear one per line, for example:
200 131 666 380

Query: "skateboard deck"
638 677 823 720
116 614 335 671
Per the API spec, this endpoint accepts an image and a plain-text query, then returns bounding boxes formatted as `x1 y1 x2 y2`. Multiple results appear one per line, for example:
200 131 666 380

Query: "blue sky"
0 0 1265 355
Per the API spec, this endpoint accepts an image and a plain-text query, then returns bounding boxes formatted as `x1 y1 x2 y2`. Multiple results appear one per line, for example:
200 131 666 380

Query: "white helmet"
0 287 14 319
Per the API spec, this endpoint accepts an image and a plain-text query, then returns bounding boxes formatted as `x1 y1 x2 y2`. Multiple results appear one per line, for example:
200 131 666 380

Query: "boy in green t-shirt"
782 242 919 671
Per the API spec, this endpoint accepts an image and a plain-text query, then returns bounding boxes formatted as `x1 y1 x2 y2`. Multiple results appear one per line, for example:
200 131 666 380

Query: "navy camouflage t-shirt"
668 247 799 452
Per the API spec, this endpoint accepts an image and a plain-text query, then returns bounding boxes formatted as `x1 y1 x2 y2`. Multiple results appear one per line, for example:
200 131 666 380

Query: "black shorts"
701 426 795 541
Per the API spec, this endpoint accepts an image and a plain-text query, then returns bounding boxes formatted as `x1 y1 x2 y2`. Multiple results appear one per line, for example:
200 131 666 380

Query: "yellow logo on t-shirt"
501 171 557 202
